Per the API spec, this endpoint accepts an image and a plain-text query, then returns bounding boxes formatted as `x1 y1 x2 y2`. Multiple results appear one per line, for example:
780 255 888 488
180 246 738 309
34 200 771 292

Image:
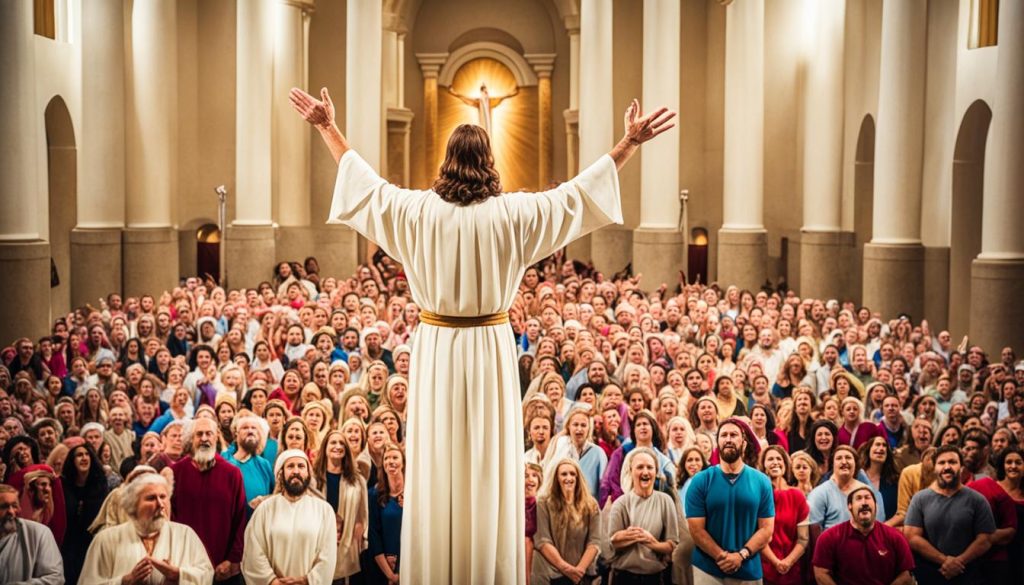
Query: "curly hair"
432 124 503 205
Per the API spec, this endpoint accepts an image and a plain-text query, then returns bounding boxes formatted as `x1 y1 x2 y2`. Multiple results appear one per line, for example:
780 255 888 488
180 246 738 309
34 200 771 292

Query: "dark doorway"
196 224 220 283
688 228 709 285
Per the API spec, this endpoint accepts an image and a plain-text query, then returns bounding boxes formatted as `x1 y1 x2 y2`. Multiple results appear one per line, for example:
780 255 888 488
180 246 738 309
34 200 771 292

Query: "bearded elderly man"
0 483 63 584
171 418 247 583
242 449 337 585
79 473 213 585
223 415 275 514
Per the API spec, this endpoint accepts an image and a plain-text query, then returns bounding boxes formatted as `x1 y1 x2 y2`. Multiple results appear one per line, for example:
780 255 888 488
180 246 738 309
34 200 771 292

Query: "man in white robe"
242 450 337 585
290 86 675 584
0 484 64 585
79 474 213 585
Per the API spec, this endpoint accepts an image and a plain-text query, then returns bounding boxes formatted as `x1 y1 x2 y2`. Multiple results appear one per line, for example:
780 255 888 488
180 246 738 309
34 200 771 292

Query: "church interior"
1 0 1022 351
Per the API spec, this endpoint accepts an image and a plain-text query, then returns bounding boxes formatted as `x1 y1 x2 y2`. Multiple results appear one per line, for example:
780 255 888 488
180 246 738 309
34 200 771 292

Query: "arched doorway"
196 224 221 283
45 96 77 318
852 115 875 304
687 227 709 285
949 100 991 338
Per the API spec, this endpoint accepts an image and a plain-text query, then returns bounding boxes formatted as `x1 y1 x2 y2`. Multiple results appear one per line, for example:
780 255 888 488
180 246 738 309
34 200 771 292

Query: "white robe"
0 519 64 585
78 521 213 585
329 150 622 584
241 494 337 585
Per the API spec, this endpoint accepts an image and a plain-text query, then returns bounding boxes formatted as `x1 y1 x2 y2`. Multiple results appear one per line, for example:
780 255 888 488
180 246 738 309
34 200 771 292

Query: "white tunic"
0 519 64 585
329 150 622 584
79 521 213 585
241 494 337 585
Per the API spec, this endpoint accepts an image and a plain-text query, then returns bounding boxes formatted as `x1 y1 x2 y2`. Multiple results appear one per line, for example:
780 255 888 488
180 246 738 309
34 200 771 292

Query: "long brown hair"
432 124 503 205
313 430 359 488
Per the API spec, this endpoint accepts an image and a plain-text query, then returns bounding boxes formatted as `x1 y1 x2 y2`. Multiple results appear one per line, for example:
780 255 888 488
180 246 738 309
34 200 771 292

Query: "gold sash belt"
419 310 510 328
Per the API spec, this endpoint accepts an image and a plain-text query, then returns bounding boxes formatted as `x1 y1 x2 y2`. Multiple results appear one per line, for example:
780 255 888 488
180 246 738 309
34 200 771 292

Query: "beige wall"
5 0 1014 329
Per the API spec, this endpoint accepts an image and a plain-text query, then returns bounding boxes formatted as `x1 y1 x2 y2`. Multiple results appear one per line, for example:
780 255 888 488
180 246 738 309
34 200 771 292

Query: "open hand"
289 87 335 130
623 99 676 145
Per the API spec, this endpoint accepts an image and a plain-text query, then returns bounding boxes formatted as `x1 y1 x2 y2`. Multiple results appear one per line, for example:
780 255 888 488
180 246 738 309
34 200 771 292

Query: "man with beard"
607 447 679 582
0 483 63 584
959 431 995 482
171 418 247 583
808 446 886 538
686 419 774 584
224 415 274 514
812 487 914 585
79 473 214 584
905 445 995 585
242 450 337 584
31 418 63 461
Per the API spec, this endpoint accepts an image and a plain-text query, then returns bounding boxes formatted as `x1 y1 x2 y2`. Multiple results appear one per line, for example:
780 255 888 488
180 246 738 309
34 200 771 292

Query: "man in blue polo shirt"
686 418 775 584
812 486 914 585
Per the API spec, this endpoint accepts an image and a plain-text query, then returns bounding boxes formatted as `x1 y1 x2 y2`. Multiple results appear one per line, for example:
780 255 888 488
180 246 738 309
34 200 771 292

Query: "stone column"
799 0 846 300
384 25 414 187
225 0 276 289
718 0 767 291
862 0 927 319
581 0 625 269
971 0 1024 353
562 18 586 261
527 54 556 187
124 0 179 298
346 0 382 171
417 54 447 183
633 0 683 290
73 0 125 307
0 1 49 341
273 0 315 263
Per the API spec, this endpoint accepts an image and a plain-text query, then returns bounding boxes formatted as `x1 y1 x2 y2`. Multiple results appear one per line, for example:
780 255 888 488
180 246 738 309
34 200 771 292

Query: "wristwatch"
738 547 751 561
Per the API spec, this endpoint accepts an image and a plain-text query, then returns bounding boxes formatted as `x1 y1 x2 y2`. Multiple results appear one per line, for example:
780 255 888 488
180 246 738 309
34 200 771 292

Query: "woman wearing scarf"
10 463 66 545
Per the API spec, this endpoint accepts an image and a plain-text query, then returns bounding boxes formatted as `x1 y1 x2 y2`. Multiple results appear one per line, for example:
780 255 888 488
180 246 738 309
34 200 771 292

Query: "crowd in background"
1 249 1022 585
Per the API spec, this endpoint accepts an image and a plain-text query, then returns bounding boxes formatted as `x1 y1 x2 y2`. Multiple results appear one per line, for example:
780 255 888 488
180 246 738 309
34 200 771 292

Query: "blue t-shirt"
685 465 775 581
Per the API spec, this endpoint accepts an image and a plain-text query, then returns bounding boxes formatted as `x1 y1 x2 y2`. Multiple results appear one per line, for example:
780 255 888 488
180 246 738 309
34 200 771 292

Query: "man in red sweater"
172 417 248 583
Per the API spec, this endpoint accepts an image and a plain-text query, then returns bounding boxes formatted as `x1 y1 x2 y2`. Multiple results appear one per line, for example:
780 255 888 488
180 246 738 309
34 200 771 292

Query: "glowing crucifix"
448 83 519 137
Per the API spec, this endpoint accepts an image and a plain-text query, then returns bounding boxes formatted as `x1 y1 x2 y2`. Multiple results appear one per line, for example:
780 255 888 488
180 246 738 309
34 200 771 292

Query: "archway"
45 96 77 318
949 100 991 337
196 223 221 283
851 115 875 304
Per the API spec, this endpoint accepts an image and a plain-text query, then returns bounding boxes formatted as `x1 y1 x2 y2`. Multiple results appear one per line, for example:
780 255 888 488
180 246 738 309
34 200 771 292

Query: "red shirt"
967 477 1018 561
837 422 885 449
812 520 914 585
762 487 809 585
171 455 249 564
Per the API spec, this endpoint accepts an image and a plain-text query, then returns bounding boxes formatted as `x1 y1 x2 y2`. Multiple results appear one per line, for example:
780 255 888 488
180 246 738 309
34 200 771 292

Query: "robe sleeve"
241 504 277 585
78 529 120 585
177 525 216 585
327 150 410 265
306 501 338 585
505 154 622 266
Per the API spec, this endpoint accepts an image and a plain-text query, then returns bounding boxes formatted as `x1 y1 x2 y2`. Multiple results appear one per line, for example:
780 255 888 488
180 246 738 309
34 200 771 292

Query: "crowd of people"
1 251 1022 585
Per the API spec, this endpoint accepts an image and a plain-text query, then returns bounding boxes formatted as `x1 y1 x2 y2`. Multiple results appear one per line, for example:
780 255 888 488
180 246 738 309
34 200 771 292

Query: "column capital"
525 53 556 78
280 0 315 14
383 11 407 34
416 53 448 78
562 14 580 33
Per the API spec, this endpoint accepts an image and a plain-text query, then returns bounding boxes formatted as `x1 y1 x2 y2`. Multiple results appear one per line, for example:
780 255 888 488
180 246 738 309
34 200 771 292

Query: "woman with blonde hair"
537 371 574 434
313 429 367 583
664 415 696 464
542 407 608 500
789 451 820 496
301 399 333 455
339 417 370 479
532 458 602 584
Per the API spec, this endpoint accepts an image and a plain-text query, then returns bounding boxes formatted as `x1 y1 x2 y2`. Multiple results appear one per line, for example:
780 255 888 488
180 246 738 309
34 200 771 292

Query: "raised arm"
609 99 677 171
289 87 349 164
